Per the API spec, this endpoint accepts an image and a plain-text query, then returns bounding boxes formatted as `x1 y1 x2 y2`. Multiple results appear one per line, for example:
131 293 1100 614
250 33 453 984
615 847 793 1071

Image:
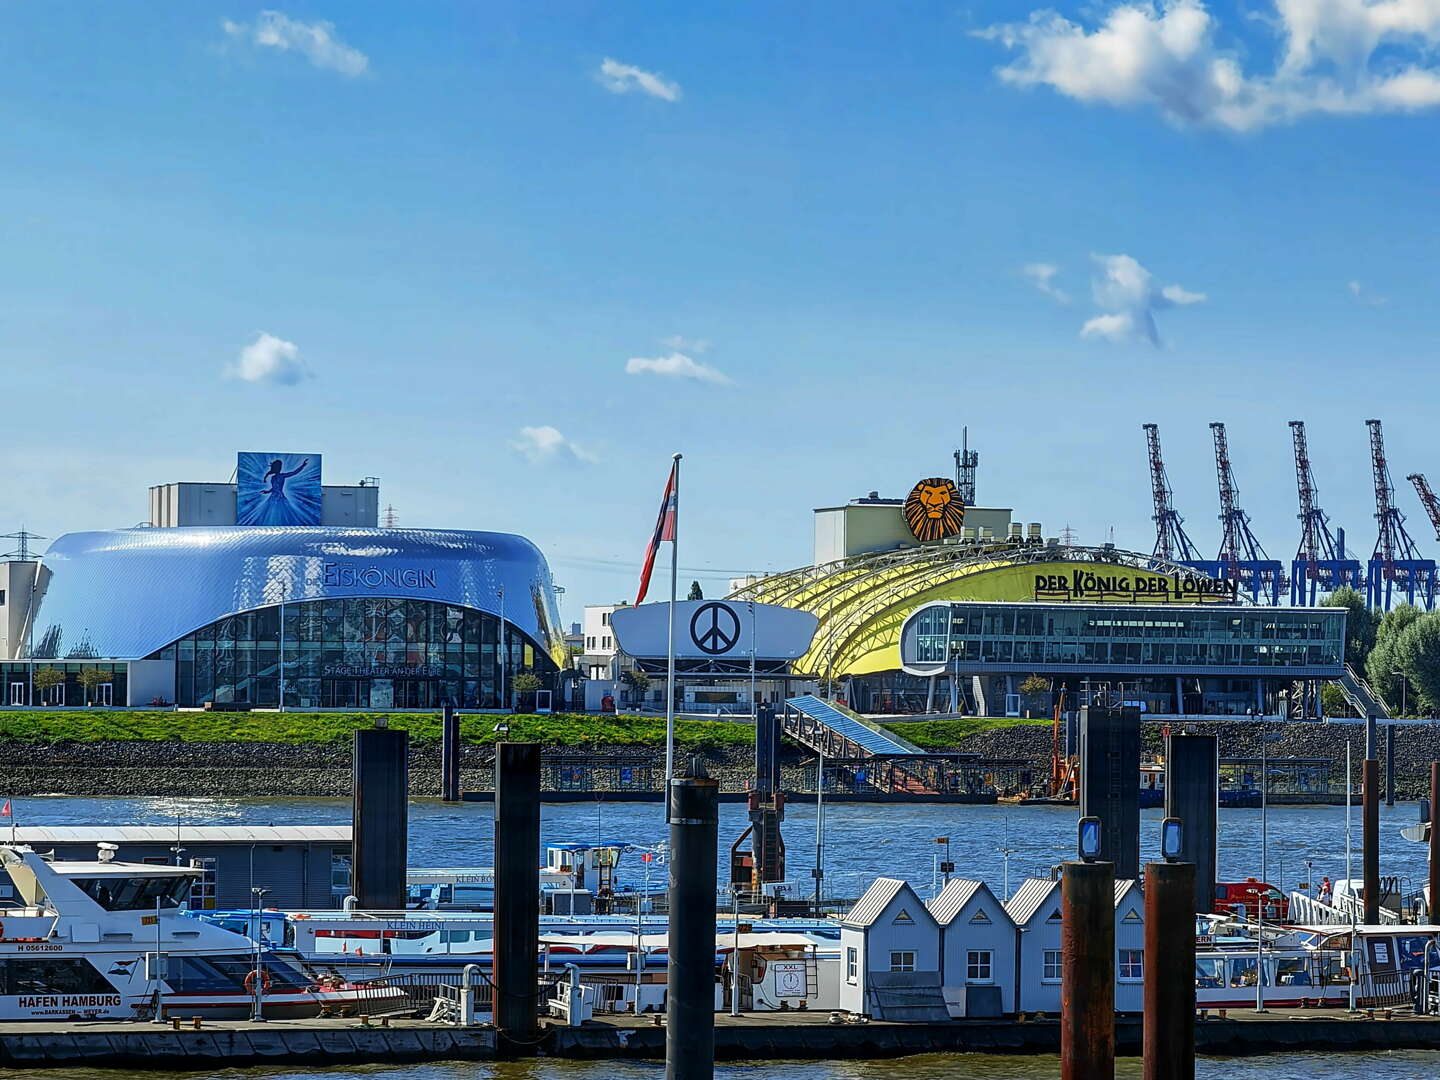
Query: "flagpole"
665 453 682 810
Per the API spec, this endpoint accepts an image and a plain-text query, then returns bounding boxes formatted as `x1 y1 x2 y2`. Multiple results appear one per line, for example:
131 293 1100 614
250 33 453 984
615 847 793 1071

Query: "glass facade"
0 662 127 707
902 603 1345 672
148 597 555 709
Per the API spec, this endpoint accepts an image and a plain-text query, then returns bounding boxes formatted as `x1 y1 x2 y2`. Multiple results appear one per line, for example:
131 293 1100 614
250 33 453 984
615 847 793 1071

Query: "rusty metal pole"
1363 758 1381 926
1143 861 1196 1080
1062 859 1115 1080
1430 763 1439 922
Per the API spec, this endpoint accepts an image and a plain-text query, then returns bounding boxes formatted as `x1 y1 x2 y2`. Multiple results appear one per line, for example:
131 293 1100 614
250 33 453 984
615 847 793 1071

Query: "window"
165 952 310 993
70 875 192 911
846 947 858 984
889 951 915 973
331 853 353 898
1119 949 1144 980
1043 950 1063 982
0 958 115 996
189 858 218 910
966 950 992 983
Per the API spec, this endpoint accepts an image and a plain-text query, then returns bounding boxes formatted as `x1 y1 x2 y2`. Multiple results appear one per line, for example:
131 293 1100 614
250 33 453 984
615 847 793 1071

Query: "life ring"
244 969 274 994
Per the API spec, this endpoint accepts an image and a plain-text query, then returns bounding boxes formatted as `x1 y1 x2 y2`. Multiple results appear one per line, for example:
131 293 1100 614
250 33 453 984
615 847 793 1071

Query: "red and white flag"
634 461 678 606
1 800 10 818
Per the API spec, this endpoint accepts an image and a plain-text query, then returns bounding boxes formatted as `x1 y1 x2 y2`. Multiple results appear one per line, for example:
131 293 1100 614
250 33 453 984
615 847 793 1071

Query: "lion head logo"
903 477 965 542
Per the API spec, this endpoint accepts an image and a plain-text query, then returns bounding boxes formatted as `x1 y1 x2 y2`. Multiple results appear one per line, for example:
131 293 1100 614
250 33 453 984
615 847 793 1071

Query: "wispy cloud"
660 334 710 353
976 0 1440 132
225 331 311 384
222 11 369 77
1079 254 1205 346
597 58 681 102
1348 280 1388 307
1022 262 1071 304
510 425 595 465
625 351 731 384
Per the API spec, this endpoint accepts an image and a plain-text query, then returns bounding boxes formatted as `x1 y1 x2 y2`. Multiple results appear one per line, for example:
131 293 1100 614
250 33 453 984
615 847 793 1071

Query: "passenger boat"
0 845 404 1021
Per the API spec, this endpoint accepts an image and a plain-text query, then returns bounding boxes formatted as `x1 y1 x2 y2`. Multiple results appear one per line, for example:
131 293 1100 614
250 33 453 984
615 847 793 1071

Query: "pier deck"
3 1009 1440 1068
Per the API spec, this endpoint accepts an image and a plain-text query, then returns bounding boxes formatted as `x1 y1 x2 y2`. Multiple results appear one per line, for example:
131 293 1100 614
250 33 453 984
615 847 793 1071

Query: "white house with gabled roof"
926 877 1017 1018
838 877 942 1018
1004 875 1147 1016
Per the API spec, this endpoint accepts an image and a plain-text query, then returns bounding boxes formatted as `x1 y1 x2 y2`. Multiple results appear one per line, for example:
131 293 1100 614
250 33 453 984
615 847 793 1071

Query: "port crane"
1206 422 1284 604
1366 419 1435 609
1289 420 1362 604
1143 423 1202 564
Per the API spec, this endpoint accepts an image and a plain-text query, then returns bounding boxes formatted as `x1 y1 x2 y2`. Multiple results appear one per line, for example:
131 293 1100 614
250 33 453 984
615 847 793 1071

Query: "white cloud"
226 332 311 384
1348 279 1389 306
510 425 595 465
661 334 711 353
1082 253 1206 346
597 57 681 102
1022 261 1071 304
223 11 369 77
976 0 1440 131
625 351 731 384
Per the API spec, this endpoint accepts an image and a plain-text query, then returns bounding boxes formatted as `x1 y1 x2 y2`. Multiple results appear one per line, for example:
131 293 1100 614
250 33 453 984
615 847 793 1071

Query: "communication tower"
1142 423 1201 564
1288 421 1362 604
953 427 978 506
382 504 399 529
1366 419 1434 609
1203 423 1283 604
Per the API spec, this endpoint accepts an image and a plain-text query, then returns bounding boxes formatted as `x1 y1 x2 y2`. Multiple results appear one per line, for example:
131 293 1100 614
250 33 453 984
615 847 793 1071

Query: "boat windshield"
69 875 194 911
166 952 312 993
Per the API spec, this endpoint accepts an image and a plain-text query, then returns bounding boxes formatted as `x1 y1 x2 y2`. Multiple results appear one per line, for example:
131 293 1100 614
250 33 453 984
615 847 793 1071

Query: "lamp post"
1392 671 1408 717
250 886 270 1022
497 586 507 712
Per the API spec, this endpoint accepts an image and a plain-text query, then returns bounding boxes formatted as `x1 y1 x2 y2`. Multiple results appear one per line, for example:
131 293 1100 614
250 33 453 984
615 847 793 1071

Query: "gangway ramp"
782 695 925 758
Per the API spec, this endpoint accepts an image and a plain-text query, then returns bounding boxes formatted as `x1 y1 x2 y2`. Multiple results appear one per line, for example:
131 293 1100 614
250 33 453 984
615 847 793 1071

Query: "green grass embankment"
0 710 756 750
884 715 1051 751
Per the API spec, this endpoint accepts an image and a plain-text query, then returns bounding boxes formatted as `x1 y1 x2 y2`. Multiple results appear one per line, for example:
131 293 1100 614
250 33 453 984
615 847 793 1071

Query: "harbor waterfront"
9 794 1433 900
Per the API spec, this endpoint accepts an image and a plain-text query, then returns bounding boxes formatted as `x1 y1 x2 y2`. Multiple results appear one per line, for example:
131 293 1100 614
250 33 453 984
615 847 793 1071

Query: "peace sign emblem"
690 602 741 655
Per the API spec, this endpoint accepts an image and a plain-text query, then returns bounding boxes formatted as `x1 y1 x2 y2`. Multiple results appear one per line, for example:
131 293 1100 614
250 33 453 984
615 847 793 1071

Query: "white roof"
43 861 199 876
842 877 936 930
12 826 351 844
539 931 823 952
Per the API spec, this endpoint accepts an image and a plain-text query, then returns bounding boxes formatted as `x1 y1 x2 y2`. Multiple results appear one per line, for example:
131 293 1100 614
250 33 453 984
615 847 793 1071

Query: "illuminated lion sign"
903 477 966 542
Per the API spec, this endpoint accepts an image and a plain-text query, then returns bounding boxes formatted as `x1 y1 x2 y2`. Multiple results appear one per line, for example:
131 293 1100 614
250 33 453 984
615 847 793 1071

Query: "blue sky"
4 1 1440 623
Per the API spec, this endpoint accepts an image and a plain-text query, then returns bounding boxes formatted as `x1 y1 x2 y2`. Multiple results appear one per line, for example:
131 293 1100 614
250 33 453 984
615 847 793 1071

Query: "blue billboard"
236 451 322 526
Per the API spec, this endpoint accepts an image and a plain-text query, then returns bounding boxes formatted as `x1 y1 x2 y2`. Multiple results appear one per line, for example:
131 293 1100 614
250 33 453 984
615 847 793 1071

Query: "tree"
1394 613 1440 715
1366 604 1422 711
687 580 704 601
1322 586 1379 669
620 669 651 693
1019 674 1051 697
31 667 65 704
76 666 112 706
511 671 542 711
1320 683 1353 718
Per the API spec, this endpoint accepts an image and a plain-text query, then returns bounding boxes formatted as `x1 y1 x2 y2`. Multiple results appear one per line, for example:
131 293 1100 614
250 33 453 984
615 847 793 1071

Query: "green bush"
0 709 756 749
885 715 1050 750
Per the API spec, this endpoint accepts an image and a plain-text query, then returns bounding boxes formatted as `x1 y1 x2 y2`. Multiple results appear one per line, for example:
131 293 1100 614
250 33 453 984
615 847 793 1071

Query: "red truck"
1215 878 1288 921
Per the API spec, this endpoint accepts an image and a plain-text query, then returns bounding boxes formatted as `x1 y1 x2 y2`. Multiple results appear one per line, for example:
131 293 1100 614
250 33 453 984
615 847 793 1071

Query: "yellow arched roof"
728 544 1227 678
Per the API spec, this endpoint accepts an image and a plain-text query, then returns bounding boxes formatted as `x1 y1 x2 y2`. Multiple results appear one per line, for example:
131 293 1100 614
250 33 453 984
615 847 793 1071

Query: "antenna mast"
1142 423 1199 563
954 428 978 506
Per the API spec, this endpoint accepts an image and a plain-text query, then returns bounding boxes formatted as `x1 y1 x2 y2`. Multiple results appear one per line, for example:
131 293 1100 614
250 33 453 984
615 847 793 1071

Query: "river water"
1 795 1435 1078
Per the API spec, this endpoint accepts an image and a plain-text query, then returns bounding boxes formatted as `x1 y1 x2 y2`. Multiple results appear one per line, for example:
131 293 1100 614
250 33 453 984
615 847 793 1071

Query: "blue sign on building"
236 452 322 526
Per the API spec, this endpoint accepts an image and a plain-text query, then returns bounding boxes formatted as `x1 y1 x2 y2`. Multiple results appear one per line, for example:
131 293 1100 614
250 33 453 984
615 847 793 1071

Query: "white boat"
0 845 405 1021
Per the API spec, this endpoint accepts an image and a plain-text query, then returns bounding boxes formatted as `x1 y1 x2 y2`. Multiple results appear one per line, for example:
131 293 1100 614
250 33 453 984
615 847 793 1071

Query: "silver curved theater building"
0 457 563 709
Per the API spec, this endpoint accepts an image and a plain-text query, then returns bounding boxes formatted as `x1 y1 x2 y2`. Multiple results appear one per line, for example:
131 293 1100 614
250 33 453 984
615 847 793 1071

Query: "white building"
927 878 1017 1018
1005 876 1147 1016
581 604 623 682
838 877 946 1020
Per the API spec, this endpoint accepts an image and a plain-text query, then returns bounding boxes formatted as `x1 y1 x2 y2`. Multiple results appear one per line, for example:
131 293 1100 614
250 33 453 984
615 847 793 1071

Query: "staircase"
1339 664 1391 720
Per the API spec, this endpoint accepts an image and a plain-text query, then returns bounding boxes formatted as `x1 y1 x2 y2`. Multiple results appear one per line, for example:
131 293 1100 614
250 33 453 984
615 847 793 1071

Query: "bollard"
441 702 461 803
494 742 541 1052
1143 861 1196 1080
1431 764 1440 923
1363 758 1380 926
666 756 720 1080
352 724 409 909
1062 859 1115 1080
1386 726 1396 808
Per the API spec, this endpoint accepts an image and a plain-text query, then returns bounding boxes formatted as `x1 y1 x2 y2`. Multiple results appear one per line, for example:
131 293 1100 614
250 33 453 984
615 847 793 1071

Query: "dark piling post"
1366 715 1377 761
667 756 719 1080
441 702 461 803
1061 859 1115 1080
1431 764 1440 922
1079 705 1141 879
352 723 409 909
1363 757 1381 926
1143 860 1196 1080
1164 734 1218 916
494 742 540 1050
1385 726 1396 808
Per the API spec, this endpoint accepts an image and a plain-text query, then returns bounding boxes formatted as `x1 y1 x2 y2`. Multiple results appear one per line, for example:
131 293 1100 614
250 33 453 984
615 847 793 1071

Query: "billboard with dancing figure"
236 451 323 526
